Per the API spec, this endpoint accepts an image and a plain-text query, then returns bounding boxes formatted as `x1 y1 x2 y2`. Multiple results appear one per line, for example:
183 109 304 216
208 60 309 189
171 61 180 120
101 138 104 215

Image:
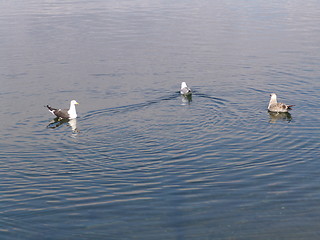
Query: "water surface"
1 0 320 239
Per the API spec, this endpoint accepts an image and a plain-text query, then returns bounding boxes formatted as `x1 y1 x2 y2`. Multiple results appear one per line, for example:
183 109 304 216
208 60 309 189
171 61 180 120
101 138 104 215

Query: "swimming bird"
180 82 192 95
268 93 293 113
46 100 79 119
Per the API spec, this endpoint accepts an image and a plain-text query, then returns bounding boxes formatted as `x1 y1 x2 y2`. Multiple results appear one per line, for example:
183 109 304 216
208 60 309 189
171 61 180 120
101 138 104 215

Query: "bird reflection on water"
268 112 292 123
47 117 79 133
181 94 192 105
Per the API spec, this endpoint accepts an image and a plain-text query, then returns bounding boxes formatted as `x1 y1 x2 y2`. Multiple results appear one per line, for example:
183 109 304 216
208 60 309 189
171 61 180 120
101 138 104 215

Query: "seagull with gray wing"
180 82 192 96
268 93 293 113
46 100 79 119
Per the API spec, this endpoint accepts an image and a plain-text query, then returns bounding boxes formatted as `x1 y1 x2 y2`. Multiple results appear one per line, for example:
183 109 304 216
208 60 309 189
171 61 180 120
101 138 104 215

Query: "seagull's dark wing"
53 109 70 119
47 105 70 119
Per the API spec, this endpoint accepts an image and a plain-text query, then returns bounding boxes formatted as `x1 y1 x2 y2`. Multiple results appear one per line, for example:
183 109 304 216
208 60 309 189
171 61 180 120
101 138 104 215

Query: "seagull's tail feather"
46 105 57 112
287 105 294 110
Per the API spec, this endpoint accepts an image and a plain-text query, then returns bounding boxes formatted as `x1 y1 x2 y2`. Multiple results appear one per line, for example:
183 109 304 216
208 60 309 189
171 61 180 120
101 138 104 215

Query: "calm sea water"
1 0 320 239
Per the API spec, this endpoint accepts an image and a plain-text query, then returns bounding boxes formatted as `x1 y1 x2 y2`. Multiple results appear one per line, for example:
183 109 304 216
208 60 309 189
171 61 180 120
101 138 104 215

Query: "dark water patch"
90 73 124 78
82 93 181 120
193 91 228 104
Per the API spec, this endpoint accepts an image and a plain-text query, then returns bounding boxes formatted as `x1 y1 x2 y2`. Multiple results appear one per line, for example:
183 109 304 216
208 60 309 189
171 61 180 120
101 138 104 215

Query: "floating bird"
180 82 192 95
46 100 79 119
268 93 293 113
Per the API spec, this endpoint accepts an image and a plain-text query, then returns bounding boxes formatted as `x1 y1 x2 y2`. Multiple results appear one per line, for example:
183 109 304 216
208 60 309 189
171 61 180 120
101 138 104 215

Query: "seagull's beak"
75 101 79 105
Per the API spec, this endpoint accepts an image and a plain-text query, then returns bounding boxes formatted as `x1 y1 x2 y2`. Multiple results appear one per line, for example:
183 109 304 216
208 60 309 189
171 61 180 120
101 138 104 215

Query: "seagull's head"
181 82 188 89
270 93 277 102
71 100 79 105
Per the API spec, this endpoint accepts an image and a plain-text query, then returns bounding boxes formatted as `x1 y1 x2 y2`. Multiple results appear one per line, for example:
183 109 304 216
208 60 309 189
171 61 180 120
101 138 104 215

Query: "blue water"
1 0 320 239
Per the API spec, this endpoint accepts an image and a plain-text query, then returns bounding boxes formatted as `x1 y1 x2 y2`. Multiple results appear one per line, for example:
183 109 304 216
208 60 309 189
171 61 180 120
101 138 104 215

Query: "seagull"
46 100 79 119
180 82 192 95
268 93 293 113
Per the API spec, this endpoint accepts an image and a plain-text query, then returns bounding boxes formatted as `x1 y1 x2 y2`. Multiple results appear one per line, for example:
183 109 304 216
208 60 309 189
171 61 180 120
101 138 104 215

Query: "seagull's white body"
67 100 78 119
180 82 192 95
268 93 293 113
47 100 79 119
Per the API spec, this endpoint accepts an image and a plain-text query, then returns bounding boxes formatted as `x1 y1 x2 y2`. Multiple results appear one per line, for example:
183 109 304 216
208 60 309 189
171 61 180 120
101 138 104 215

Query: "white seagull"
180 82 192 95
46 100 79 119
268 93 293 113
